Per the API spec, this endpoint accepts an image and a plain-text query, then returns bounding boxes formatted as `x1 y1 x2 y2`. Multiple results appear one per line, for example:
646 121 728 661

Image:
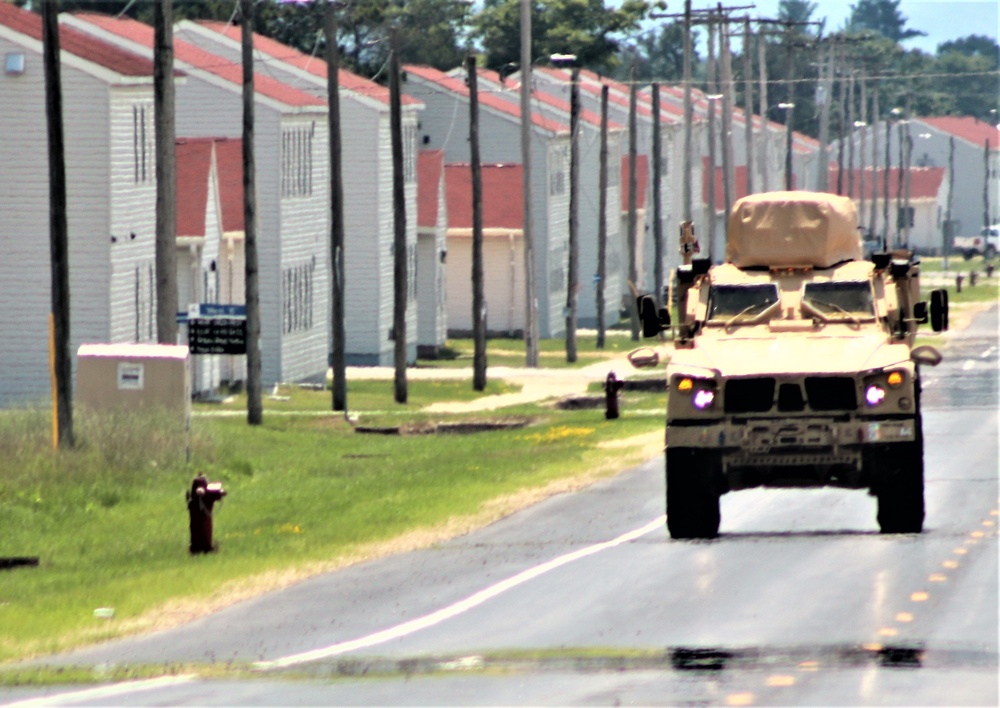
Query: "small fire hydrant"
604 370 625 420
187 474 227 554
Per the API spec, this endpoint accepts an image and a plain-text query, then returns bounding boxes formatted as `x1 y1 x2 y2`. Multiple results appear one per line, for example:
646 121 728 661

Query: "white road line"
4 674 197 707
255 516 667 670
962 360 977 371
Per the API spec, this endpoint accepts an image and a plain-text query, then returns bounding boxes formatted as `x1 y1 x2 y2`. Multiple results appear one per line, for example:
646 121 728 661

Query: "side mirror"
913 301 928 324
930 289 949 332
637 295 673 338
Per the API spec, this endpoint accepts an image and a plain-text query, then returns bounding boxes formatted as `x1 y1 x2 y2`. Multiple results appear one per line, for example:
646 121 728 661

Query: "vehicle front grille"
724 376 858 415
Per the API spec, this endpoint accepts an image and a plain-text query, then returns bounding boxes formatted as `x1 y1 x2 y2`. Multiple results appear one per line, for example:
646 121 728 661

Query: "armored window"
707 284 779 320
802 281 874 317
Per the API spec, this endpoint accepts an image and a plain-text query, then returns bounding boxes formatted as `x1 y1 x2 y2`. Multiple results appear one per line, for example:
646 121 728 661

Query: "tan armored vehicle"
635 191 950 539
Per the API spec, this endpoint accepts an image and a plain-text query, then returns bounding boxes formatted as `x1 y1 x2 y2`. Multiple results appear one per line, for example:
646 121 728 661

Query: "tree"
472 0 650 72
628 21 700 82
846 0 926 43
779 0 818 25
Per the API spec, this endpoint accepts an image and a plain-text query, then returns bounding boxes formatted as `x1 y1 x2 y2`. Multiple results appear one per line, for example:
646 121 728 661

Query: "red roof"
176 137 244 238
176 138 213 238
0 2 155 77
191 21 417 107
828 166 946 201
479 67 623 131
621 154 649 211
71 13 323 108
918 116 999 149
404 64 567 135
214 138 245 233
417 150 444 228
444 163 524 231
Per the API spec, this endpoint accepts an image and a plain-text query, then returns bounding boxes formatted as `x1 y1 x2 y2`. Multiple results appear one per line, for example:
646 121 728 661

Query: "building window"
404 124 418 183
897 206 915 229
283 259 315 333
549 145 568 195
281 123 315 197
133 104 152 184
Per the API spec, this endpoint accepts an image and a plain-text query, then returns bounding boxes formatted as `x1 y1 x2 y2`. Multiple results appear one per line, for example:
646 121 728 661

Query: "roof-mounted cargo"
726 191 862 269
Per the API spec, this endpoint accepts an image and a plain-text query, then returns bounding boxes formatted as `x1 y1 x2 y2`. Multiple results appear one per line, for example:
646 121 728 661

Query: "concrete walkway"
344 351 662 413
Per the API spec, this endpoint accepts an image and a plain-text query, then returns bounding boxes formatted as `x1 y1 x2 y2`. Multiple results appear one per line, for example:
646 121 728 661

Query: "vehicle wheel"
666 448 721 539
874 440 925 533
984 245 997 260
962 249 974 261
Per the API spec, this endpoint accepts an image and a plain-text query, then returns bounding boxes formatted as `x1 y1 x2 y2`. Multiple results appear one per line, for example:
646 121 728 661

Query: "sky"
679 1 999 54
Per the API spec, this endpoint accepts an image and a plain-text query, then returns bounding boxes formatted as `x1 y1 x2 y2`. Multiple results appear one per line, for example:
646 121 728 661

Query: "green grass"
420 330 643 369
0 384 664 667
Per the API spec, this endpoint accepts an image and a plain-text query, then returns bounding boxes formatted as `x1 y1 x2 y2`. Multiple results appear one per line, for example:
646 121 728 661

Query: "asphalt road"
5 306 997 707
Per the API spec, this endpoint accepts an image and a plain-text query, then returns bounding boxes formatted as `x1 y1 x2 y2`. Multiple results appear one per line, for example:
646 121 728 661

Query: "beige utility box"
76 343 191 420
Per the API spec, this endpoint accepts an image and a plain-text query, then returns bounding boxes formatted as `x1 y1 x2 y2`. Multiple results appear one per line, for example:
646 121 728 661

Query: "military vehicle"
634 191 950 539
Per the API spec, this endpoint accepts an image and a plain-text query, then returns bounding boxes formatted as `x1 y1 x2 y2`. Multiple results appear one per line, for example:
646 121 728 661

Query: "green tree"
846 0 926 43
471 0 650 73
779 0 818 26
628 21 701 82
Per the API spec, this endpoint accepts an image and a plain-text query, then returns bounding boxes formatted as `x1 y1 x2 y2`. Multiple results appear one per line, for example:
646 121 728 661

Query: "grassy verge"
420 330 642 369
0 382 664 666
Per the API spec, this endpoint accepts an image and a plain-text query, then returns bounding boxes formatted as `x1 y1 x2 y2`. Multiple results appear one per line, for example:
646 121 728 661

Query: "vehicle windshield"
802 281 874 321
708 284 780 323
981 227 998 237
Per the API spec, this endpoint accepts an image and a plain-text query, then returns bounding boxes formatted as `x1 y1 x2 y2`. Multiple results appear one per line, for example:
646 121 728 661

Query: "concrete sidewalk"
344 351 661 413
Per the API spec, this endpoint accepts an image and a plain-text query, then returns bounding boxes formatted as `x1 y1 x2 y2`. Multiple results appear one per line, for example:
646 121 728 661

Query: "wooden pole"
706 21 718 252
42 0 72 448
153 0 178 345
742 18 754 196
467 54 487 390
597 85 608 349
565 65 580 362
720 19 735 226
389 26 407 403
757 25 769 192
520 0 539 366
241 0 262 425
652 82 664 306
627 62 639 341
326 2 347 412
682 0 693 221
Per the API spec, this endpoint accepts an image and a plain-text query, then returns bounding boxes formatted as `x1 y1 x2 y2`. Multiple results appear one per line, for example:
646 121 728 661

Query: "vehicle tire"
873 381 925 533
666 447 721 539
962 249 974 261
985 245 997 260
874 440 924 533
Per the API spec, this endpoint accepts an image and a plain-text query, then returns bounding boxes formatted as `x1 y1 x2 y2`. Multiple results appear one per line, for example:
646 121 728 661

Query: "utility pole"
240 0 262 425
627 61 639 341
816 36 833 192
705 19 718 253
682 0 693 223
985 139 992 228
742 18 754 196
652 82 664 307
153 0 178 345
757 25 769 192
42 0 73 449
719 18 735 228
565 64 580 362
467 54 487 390
596 85 609 349
846 65 855 198
858 72 868 226
870 87 880 247
389 26 407 404
884 107 896 249
944 136 954 268
520 0 539 367
326 1 347 412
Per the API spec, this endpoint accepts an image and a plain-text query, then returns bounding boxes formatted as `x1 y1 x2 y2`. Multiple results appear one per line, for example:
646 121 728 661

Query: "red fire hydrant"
604 370 625 420
187 474 227 554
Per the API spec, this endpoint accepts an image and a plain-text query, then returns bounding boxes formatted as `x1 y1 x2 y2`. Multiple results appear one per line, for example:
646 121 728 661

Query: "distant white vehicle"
953 225 999 260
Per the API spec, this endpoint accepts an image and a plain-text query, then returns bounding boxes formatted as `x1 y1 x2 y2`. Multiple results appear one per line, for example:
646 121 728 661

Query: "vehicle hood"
668 330 913 377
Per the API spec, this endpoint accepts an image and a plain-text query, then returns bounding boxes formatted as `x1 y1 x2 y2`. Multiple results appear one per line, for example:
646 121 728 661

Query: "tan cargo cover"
726 191 862 268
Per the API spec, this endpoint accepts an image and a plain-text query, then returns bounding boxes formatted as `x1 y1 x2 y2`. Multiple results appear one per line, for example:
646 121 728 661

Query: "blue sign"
195 303 246 318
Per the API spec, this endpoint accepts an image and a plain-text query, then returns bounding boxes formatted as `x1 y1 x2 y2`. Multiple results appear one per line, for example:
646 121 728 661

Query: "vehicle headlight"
673 376 717 411
865 384 886 407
